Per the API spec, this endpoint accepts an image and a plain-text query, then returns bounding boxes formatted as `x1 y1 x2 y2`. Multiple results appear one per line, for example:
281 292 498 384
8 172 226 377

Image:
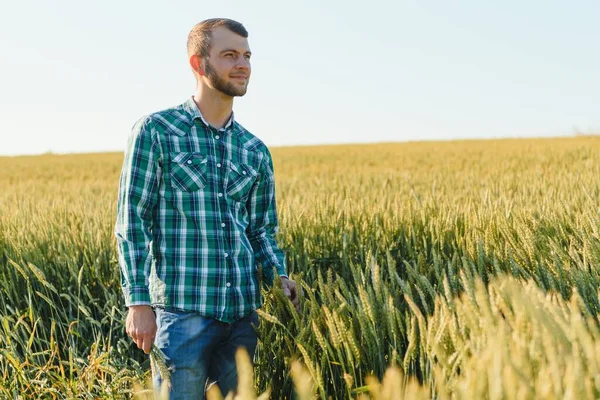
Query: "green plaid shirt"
115 97 286 322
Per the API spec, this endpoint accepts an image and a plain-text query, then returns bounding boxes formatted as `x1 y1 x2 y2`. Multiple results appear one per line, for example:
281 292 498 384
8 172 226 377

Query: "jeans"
152 307 259 399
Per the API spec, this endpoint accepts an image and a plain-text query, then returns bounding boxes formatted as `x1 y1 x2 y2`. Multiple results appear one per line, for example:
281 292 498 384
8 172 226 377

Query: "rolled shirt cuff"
122 285 151 306
262 264 287 286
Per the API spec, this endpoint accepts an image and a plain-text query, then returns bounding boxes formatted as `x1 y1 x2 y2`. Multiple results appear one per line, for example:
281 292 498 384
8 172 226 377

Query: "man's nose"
235 57 250 70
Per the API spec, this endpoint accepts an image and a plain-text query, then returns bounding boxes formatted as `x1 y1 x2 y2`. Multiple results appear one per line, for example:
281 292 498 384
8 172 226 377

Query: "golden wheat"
1 137 600 398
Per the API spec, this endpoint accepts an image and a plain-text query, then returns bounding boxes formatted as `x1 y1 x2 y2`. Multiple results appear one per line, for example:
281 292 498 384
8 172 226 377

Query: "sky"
0 0 599 156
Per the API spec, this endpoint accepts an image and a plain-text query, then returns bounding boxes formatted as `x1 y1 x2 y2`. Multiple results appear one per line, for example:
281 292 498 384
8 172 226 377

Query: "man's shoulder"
233 122 271 156
135 102 192 136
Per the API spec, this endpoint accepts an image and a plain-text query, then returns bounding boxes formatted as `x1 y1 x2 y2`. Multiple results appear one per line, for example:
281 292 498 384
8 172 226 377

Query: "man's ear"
189 54 205 76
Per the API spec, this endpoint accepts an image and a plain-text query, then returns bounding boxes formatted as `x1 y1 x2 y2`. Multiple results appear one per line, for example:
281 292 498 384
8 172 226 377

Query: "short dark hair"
187 18 248 58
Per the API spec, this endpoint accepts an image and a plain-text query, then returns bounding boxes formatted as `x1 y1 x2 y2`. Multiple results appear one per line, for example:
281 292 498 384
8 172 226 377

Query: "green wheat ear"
150 345 172 392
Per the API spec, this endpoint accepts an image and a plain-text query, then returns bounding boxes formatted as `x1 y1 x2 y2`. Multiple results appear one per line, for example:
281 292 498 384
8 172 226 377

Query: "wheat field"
1 136 600 399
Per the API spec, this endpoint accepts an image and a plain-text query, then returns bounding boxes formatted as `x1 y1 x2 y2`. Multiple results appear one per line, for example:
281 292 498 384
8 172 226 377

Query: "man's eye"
244 55 251 60
225 53 234 58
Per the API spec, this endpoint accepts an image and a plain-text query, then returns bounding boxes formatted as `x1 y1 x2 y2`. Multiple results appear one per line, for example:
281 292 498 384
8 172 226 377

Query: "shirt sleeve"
246 147 287 286
114 116 161 306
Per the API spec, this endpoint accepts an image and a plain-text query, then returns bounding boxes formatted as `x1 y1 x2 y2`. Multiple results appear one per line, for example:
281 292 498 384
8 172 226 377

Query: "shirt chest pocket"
227 162 258 202
168 152 208 192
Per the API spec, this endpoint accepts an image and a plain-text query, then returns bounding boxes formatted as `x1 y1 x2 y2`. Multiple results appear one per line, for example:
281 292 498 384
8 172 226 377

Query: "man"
114 18 300 398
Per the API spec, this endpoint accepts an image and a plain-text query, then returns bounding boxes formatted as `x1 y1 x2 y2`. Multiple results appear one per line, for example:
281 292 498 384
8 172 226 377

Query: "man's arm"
246 148 287 284
246 148 300 311
115 116 160 353
115 116 160 305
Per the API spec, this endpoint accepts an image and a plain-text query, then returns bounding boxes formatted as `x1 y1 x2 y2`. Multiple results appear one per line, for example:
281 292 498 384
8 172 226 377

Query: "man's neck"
193 89 234 130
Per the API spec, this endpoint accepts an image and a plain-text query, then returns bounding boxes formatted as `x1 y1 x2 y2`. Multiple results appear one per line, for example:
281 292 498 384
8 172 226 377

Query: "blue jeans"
152 308 259 399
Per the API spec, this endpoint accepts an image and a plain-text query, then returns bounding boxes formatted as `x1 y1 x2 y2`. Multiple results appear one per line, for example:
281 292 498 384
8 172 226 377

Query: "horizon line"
1 132 598 158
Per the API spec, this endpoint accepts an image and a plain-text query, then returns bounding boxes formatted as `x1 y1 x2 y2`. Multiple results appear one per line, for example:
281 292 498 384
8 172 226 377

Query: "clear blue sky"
1 0 599 156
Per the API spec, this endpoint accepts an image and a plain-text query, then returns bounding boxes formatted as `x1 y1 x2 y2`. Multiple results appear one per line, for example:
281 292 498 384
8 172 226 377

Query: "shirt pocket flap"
230 162 258 178
171 152 208 166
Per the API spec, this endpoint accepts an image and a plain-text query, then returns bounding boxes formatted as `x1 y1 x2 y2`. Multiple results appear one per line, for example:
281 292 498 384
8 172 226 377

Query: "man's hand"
280 277 301 312
125 305 157 354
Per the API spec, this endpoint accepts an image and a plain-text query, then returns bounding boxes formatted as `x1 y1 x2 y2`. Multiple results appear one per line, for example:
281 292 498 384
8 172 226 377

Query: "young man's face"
202 26 252 97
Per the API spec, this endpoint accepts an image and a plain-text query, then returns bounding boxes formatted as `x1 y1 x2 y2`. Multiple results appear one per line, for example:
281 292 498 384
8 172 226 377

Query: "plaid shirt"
115 97 286 322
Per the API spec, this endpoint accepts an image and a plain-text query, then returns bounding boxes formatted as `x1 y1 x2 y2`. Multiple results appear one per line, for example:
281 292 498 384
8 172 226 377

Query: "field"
1 136 600 399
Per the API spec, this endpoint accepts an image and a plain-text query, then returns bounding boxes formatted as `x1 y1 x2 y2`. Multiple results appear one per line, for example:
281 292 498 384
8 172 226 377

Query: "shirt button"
187 160 192 164
224 253 229 257
217 163 221 168
221 223 226 227
215 135 220 139
218 193 223 197
242 171 246 175
226 282 231 287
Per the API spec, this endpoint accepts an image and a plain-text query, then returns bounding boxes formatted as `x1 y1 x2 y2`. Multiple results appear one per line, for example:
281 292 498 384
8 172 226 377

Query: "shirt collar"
184 97 234 132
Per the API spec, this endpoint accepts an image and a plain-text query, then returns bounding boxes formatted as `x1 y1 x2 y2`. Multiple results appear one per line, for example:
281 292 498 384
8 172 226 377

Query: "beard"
204 60 248 97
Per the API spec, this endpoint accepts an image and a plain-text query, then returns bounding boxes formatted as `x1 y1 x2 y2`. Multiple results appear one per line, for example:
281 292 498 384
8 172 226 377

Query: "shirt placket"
212 125 234 321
